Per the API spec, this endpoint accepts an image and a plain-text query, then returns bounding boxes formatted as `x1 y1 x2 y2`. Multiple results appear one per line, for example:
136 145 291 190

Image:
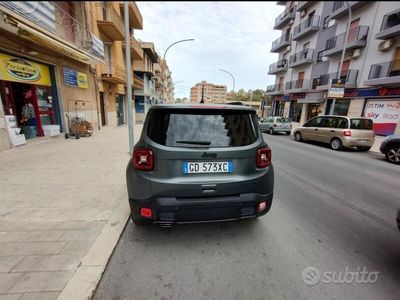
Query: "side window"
320 117 331 128
337 118 349 129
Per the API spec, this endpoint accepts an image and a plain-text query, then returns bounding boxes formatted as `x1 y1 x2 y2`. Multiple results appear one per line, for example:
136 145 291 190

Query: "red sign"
290 93 306 100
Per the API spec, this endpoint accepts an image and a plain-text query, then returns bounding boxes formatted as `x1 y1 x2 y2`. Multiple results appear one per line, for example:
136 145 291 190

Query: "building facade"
190 81 227 103
267 1 400 136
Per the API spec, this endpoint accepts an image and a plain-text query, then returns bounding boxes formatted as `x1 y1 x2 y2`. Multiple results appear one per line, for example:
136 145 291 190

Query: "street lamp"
219 69 235 92
162 39 195 103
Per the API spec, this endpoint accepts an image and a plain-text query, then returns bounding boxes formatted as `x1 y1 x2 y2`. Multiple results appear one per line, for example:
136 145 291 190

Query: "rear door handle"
314 128 319 130
331 130 335 132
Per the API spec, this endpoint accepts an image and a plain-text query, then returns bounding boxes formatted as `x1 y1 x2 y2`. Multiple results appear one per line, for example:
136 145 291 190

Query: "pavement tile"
8 271 73 293
0 273 24 293
19 292 59 300
0 294 22 300
0 243 67 256
57 240 93 256
0 256 24 272
27 255 81 272
11 256 45 273
0 231 65 243
57 230 100 242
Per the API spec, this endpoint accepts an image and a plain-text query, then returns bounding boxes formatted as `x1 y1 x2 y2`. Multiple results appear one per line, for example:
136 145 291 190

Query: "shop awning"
16 22 104 65
298 92 325 104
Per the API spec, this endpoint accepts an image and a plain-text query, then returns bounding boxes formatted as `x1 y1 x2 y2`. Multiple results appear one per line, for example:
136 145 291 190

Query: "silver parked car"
293 115 375 151
259 116 292 135
126 104 275 226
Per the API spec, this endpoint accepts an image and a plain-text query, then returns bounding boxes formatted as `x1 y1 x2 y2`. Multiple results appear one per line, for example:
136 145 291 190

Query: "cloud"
135 1 283 98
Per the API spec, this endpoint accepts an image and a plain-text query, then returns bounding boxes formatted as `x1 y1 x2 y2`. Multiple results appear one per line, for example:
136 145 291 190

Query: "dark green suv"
126 104 274 226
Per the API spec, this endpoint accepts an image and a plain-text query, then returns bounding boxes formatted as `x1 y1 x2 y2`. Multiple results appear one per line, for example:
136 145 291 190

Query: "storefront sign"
63 67 88 89
364 99 400 136
0 52 51 86
327 79 345 98
344 87 400 98
289 93 306 101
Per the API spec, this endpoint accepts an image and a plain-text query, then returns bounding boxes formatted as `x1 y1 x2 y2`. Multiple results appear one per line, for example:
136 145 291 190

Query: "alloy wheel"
387 147 400 164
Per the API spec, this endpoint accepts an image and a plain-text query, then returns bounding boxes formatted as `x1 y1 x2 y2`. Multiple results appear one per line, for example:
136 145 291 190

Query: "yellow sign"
0 52 52 86
77 72 88 89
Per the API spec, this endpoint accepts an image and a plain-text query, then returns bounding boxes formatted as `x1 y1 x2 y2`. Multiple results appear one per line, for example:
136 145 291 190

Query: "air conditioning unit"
349 49 361 58
378 39 394 51
288 19 294 26
284 45 291 53
300 10 307 18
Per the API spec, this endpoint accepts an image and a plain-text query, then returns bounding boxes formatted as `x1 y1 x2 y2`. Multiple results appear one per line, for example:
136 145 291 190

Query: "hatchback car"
293 115 375 151
379 135 400 164
259 116 292 135
126 104 274 226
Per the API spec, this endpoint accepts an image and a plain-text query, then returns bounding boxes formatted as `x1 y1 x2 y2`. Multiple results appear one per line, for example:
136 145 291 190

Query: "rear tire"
285 131 291 135
385 146 400 164
269 128 274 135
294 131 302 142
358 146 371 152
330 138 343 151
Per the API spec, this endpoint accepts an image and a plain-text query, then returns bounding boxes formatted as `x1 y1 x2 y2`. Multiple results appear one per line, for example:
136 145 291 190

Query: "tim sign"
364 100 400 136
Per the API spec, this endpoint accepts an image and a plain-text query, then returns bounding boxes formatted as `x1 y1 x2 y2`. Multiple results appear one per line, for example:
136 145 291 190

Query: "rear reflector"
256 146 272 168
258 201 267 212
343 130 352 137
140 208 152 218
133 148 154 171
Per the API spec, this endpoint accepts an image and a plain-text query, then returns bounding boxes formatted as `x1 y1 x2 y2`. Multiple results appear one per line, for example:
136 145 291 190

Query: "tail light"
140 207 153 218
258 201 267 212
343 130 352 137
256 146 272 168
133 148 154 171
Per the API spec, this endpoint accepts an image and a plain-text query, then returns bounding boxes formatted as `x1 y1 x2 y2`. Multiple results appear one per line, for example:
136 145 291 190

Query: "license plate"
183 162 233 174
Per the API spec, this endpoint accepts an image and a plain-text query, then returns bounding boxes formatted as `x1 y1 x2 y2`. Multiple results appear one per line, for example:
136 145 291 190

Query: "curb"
57 193 130 300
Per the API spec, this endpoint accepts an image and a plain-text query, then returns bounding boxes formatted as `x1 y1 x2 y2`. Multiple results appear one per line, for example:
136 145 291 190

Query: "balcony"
119 2 143 30
0 2 105 62
292 15 320 41
133 74 144 90
277 1 286 5
330 1 369 20
271 34 292 53
364 60 400 87
312 70 359 90
266 84 284 95
274 6 296 30
268 59 288 74
375 9 400 39
324 26 369 57
297 2 313 12
122 37 143 60
101 62 126 84
96 3 125 42
286 79 310 93
288 48 315 68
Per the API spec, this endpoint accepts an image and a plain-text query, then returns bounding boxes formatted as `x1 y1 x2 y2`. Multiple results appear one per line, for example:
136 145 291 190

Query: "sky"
135 1 283 98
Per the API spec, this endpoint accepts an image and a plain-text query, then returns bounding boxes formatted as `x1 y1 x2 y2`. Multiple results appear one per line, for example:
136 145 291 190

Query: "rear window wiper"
175 140 211 145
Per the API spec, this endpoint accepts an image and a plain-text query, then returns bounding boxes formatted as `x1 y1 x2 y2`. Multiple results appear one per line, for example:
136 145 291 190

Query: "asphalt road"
93 133 400 300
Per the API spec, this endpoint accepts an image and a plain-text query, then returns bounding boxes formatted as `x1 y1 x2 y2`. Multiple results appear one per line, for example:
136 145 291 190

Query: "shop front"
297 92 325 123
0 52 60 143
271 95 288 116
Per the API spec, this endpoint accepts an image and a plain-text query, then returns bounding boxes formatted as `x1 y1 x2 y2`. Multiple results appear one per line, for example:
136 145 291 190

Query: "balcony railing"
289 48 315 67
271 34 292 53
274 5 296 30
375 9 400 39
268 59 288 74
0 2 105 61
297 1 313 11
286 79 310 91
364 60 400 87
101 62 126 83
312 70 359 89
324 26 369 57
293 15 320 40
266 83 284 94
96 3 125 41
330 1 368 20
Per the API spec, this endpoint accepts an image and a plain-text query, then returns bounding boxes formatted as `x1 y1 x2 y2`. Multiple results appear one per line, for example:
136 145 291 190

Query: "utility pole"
124 2 134 154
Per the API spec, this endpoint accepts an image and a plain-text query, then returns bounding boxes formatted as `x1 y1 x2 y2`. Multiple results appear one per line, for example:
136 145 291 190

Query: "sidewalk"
370 135 386 153
0 124 142 300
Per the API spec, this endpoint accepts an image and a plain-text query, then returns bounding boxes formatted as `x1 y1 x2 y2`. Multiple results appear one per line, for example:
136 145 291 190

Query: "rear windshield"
147 109 258 147
276 117 290 123
350 118 373 130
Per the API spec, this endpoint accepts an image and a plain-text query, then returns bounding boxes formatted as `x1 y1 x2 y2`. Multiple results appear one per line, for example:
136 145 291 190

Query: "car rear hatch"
349 118 375 140
144 106 268 199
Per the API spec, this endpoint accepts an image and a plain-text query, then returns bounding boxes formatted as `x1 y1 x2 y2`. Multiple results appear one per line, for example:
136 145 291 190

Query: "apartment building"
190 81 227 103
154 59 174 103
267 1 400 136
89 1 143 127
0 2 106 151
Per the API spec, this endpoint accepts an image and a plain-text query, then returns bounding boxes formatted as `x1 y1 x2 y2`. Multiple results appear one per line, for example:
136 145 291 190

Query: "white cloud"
135 1 283 98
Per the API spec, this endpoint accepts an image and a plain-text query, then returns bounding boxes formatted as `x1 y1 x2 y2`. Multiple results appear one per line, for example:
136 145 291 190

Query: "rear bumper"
272 128 291 133
129 192 273 225
342 136 375 148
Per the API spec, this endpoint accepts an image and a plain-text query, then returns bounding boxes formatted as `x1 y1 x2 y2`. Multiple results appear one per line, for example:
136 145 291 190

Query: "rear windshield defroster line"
147 109 258 148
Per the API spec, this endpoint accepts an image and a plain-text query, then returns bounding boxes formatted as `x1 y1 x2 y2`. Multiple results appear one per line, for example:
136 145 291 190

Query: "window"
332 99 350 116
323 16 330 29
337 118 349 129
289 101 303 122
317 51 324 63
304 116 322 127
350 118 373 130
147 109 258 147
